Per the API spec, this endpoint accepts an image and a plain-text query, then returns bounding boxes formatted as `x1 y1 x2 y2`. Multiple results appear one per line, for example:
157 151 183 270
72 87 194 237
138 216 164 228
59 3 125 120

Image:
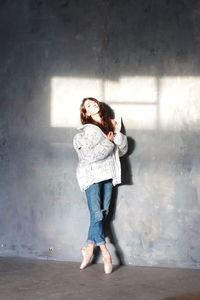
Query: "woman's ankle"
103 251 111 259
86 244 95 252
100 246 110 258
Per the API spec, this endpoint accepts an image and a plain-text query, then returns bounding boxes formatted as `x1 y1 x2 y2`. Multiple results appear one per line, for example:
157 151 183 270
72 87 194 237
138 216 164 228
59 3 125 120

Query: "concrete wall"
0 0 200 268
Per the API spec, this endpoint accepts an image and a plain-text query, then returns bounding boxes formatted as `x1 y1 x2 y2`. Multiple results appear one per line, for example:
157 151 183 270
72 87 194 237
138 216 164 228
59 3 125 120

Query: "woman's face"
84 100 100 117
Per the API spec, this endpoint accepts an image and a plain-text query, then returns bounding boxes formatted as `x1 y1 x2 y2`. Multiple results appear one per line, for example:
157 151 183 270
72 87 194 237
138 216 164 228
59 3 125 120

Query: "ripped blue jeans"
85 179 113 246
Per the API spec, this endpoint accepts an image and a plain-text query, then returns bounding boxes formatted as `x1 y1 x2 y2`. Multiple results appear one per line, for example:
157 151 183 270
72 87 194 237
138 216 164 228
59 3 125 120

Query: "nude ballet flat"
80 248 94 270
103 255 112 274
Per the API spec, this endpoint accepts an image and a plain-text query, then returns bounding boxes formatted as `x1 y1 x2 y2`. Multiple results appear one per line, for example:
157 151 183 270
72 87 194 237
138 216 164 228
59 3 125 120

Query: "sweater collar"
77 123 98 130
77 117 122 132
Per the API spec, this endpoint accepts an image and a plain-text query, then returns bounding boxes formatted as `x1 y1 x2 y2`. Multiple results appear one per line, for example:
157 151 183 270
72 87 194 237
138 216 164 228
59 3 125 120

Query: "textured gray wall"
0 0 200 268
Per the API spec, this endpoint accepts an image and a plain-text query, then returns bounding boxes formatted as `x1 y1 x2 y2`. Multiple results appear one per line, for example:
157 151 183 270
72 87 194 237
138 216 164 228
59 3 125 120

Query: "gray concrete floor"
0 257 200 300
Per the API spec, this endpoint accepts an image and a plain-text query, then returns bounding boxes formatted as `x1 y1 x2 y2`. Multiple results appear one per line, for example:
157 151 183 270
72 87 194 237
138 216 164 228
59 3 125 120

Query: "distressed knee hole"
95 210 103 222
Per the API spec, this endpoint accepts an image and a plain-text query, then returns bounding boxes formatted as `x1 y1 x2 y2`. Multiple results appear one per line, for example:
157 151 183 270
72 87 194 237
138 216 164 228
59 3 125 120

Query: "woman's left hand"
107 131 115 142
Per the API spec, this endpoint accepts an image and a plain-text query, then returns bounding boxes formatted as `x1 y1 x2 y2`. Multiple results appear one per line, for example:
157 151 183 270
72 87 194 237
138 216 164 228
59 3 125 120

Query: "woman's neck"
91 114 102 123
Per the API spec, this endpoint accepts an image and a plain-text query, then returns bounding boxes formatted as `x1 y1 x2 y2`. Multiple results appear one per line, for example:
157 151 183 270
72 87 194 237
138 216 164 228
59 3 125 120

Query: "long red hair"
80 97 114 135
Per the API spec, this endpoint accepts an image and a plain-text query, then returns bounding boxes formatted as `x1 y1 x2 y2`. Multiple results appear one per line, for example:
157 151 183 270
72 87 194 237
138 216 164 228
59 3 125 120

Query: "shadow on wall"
120 118 136 185
162 291 200 300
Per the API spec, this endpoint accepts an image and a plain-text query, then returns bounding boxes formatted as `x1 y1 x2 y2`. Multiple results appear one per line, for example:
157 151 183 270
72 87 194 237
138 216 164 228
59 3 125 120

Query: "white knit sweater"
73 119 128 191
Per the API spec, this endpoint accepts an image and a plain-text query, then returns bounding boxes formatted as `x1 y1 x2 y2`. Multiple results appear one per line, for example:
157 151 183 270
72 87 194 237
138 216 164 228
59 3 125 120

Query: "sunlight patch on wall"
159 77 200 130
50 76 200 130
105 76 157 103
111 103 157 130
50 76 157 129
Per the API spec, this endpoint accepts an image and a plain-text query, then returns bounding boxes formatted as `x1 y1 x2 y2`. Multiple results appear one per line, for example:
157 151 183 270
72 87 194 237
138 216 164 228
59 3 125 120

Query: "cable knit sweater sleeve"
113 117 128 157
73 125 114 163
114 132 128 157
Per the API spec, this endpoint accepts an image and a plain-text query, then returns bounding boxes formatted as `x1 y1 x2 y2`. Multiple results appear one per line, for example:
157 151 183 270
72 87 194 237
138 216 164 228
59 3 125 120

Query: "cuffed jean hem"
87 240 105 246
96 241 105 246
87 240 95 245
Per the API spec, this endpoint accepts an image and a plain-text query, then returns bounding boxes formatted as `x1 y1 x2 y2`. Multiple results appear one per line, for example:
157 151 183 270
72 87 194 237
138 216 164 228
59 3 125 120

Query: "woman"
73 97 128 274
